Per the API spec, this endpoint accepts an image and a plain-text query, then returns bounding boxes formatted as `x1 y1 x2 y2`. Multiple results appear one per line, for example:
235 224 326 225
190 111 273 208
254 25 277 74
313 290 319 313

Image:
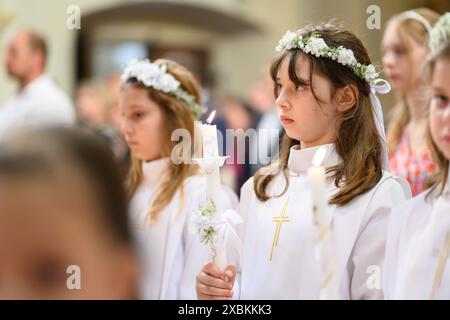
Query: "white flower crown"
275 31 379 85
429 12 450 54
121 59 201 117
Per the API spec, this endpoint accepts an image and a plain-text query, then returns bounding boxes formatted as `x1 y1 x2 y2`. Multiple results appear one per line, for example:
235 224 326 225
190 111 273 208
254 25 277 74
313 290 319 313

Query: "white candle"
201 110 219 158
308 147 328 227
200 111 221 209
308 146 340 299
200 110 226 269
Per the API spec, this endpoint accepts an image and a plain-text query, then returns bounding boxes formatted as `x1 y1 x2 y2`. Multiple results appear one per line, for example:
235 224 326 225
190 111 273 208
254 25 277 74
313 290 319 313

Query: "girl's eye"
133 112 143 119
393 47 406 56
433 95 449 107
295 84 304 92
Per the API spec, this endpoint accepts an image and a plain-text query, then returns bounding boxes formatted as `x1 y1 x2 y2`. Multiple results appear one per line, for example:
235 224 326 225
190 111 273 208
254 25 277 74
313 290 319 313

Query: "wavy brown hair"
254 23 384 206
385 8 440 154
426 41 450 198
124 59 202 223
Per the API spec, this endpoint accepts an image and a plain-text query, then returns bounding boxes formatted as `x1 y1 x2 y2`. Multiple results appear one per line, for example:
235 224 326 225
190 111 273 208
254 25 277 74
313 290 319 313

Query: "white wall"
0 0 425 104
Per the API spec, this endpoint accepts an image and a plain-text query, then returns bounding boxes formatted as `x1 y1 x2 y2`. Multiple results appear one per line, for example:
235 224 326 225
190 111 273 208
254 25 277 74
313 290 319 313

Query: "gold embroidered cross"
430 231 450 299
269 197 290 261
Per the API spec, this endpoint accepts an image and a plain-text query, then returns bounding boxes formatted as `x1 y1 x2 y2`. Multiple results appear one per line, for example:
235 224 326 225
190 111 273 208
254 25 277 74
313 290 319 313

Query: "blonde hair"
76 80 114 125
386 8 440 154
255 23 383 206
124 59 202 223
426 41 450 198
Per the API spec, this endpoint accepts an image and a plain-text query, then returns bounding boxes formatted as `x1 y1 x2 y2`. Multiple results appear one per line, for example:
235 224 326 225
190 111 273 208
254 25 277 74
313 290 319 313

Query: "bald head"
4 29 47 87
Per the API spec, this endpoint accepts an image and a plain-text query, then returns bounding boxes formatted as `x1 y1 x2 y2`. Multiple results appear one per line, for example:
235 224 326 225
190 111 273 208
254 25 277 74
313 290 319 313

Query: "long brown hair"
426 41 450 198
254 23 383 206
124 59 202 223
385 8 440 154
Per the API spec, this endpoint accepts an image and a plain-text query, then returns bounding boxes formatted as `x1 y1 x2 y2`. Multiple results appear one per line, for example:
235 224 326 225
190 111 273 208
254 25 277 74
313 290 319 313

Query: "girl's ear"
335 84 359 113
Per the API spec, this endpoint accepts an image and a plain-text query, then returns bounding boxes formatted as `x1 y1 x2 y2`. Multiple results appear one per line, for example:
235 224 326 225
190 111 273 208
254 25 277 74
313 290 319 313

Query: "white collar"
19 74 50 95
287 143 340 175
142 157 170 186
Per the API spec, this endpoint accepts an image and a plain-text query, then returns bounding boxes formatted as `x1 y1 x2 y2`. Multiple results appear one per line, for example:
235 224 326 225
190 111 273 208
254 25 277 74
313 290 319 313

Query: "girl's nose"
382 50 395 71
275 89 291 111
122 119 134 135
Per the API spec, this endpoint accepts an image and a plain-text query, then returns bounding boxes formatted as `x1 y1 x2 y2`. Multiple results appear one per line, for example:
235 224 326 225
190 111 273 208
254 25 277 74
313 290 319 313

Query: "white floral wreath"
276 31 379 85
429 12 450 54
121 59 201 117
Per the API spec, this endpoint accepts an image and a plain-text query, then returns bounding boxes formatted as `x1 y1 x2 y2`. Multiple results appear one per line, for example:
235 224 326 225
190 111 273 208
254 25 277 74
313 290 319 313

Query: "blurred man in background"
0 29 75 140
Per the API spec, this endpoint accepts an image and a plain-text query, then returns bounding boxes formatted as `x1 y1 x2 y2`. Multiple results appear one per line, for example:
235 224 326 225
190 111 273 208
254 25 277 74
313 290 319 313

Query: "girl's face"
274 54 339 148
76 87 106 127
120 85 164 161
430 58 450 160
0 175 136 299
382 22 427 93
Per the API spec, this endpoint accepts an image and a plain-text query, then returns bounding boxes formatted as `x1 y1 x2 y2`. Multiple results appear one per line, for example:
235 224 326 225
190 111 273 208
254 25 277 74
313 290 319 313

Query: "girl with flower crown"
195 23 411 300
383 8 440 196
120 58 237 299
384 13 450 300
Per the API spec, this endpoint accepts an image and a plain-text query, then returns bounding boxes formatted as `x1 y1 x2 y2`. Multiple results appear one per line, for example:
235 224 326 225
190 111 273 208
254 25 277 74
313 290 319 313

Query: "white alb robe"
235 144 411 299
129 158 238 299
0 74 75 141
384 166 450 300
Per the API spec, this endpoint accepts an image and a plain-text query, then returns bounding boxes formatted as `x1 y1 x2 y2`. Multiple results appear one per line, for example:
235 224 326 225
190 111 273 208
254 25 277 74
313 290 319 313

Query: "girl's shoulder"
390 189 433 224
365 171 412 204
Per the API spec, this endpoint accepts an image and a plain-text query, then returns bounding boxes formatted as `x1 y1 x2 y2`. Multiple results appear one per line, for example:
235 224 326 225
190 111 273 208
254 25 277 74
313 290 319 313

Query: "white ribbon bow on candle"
369 78 391 171
215 209 244 259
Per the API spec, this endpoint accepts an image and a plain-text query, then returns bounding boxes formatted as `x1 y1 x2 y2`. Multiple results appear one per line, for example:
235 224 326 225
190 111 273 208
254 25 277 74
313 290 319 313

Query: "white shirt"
235 144 411 299
384 167 450 299
129 158 238 300
0 74 75 140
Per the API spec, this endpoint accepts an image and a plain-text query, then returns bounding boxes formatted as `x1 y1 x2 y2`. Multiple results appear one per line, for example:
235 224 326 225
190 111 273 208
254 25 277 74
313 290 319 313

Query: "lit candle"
201 110 219 158
200 110 226 270
200 111 221 210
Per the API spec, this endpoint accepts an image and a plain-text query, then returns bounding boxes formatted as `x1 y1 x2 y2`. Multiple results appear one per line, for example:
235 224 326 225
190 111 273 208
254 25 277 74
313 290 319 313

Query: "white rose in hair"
337 48 357 66
309 37 328 56
159 74 180 93
276 31 298 51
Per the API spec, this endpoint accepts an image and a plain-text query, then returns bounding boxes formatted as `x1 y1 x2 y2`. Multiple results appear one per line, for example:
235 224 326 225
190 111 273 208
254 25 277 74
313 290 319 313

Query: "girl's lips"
127 140 139 146
443 134 450 143
280 115 294 125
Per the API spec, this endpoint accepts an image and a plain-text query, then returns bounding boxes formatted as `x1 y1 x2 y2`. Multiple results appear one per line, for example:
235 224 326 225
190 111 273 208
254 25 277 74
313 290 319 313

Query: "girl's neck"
405 86 427 126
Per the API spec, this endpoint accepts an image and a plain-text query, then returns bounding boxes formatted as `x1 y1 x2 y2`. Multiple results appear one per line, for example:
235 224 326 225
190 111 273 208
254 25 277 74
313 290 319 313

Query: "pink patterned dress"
389 128 438 196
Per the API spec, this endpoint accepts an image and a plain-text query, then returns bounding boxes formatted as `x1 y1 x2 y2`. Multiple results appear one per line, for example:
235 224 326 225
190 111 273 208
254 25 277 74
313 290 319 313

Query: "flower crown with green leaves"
121 59 202 118
275 31 379 85
429 12 450 54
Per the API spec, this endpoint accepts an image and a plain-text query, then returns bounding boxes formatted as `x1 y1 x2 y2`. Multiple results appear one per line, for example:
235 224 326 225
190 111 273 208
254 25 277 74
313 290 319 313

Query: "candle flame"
312 147 326 167
206 110 216 124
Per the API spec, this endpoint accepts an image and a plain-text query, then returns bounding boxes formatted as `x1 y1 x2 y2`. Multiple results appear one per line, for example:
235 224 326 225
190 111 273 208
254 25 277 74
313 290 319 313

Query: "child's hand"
196 262 236 300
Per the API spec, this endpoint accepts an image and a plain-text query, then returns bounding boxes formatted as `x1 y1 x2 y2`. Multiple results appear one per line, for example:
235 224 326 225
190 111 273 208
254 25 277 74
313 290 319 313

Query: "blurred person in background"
246 66 282 176
383 8 440 195
219 95 253 194
76 76 130 177
0 29 75 140
0 127 138 299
